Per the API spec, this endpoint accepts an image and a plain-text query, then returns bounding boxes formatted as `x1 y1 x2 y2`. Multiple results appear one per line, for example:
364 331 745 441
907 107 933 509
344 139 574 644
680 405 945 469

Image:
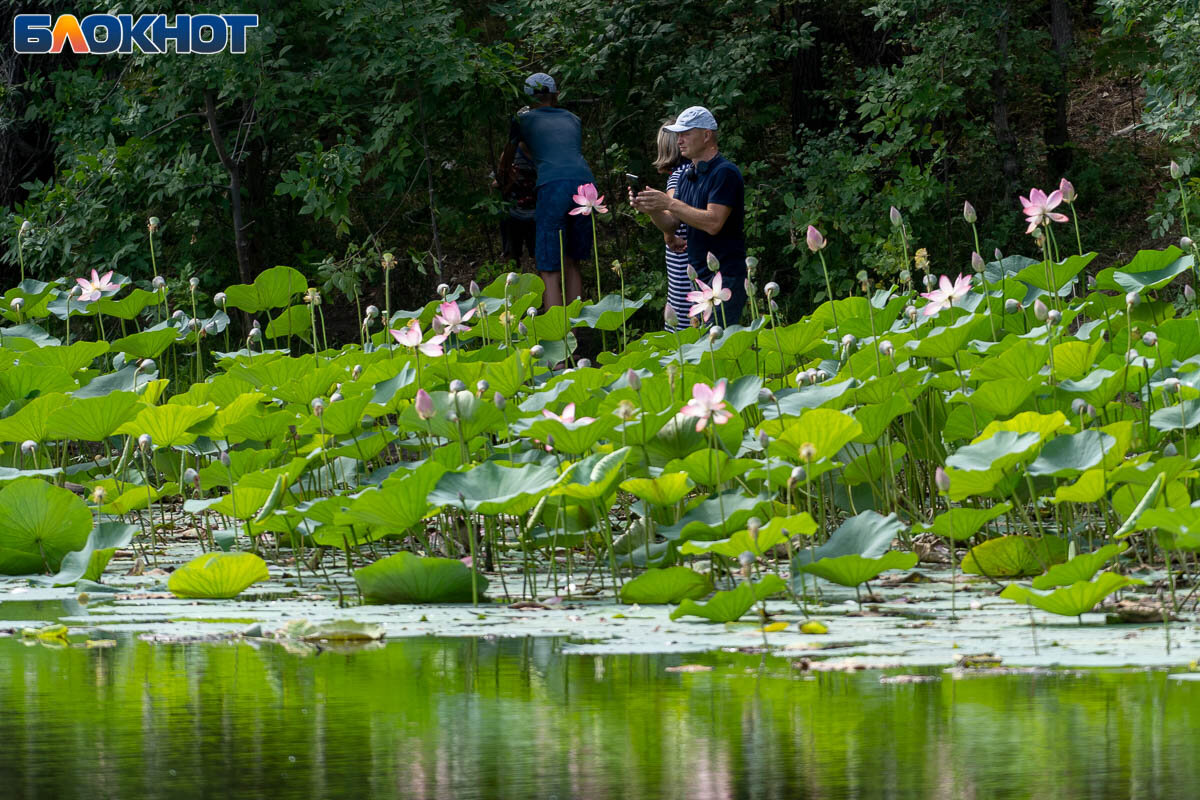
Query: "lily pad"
619 567 713 604
0 478 94 574
961 536 1069 578
354 551 488 604
1000 572 1144 617
168 552 271 599
669 574 788 622
1032 543 1128 589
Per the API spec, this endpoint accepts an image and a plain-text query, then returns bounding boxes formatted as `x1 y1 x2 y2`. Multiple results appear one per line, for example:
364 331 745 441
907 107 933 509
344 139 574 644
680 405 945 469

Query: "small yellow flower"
914 247 930 272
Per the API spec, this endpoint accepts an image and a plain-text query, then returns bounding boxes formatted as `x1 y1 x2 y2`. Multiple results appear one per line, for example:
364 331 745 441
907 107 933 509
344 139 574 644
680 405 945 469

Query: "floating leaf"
681 513 817 558
795 551 919 588
669 574 787 622
1032 543 1128 589
1000 572 1143 617
354 551 488 604
912 503 1012 541
0 478 93 574
961 536 1069 578
167 552 270 599
619 567 713 604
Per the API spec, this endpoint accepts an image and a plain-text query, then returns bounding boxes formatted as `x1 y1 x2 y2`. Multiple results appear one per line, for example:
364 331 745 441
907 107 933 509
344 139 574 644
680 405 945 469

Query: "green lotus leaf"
1094 247 1183 292
224 409 297 445
526 299 582 340
404 390 506 443
1051 339 1105 382
795 551 919 588
100 483 177 515
265 305 313 340
620 472 694 507
851 395 914 443
680 512 816 558
524 413 616 456
1149 399 1200 432
972 340 1047 382
93 288 161 320
757 318 826 356
368 363 417 412
72 363 159 399
117 403 217 448
960 378 1035 417
665 449 757 488
0 478 93 574
946 430 1041 472
646 409 743 465
679 325 758 363
0 392 71 444
354 551 488 604
429 461 559 516
168 552 271 599
110 328 179 360
571 292 652 331
18 340 109 373
1112 254 1193 293
552 448 631 502
907 315 976 359
912 502 1012 541
1027 431 1115 477
1052 469 1107 504
961 535 1069 578
799 510 906 562
223 265 308 313
842 442 906 485
1013 253 1095 293
1000 572 1143 617
49 522 137 586
619 566 713 604
0 365 75 406
1032 543 1128 589
769 408 862 464
669 574 788 622
656 491 774 542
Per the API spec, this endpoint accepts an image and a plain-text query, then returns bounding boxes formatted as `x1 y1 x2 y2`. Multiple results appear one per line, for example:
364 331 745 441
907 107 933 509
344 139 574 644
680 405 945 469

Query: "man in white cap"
633 106 747 325
499 72 595 310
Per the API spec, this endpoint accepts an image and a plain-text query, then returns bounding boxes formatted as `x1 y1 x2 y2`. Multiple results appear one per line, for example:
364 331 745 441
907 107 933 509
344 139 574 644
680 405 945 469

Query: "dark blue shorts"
535 179 595 272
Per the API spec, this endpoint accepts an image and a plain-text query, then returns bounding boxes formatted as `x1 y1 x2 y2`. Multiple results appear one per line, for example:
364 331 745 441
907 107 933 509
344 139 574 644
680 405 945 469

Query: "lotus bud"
963 201 977 224
1170 160 1182 180
758 388 775 404
529 344 544 360
1187 285 1196 303
1180 237 1195 252
183 468 199 489
1143 331 1158 347
469 280 481 297
526 306 537 319
889 206 902 227
899 269 912 285
577 358 591 369
971 252 985 273
818 369 830 382
137 358 155 373
10 298 23 312
517 322 528 338
934 466 951 493
1164 442 1179 457
309 397 325 417
190 318 201 332
449 379 467 394
706 252 720 271
189 277 199 292
1032 299 1048 321
437 283 449 297
20 220 32 236
415 388 435 420
1059 178 1076 203
709 326 723 342
994 248 1004 263
306 288 322 306
475 380 489 396
381 252 396 270
92 486 106 505
1126 291 1140 308
625 369 641 391
841 333 857 351
148 216 160 232
544 434 554 450
365 305 379 319
758 430 770 451
745 255 759 276
172 309 185 322
686 264 698 282
214 292 226 307
204 321 217 336
329 391 343 404
137 433 152 452
1005 298 1020 314
806 225 826 252
744 277 754 296
664 303 679 328
152 276 166 291
789 466 804 486
505 271 517 286
804 368 817 385
738 550 754 577
666 362 679 389
1071 398 1086 415
493 391 506 411
1047 309 1061 326
799 442 817 463
769 299 779 313
764 281 780 299
905 304 917 321
1126 349 1138 364
616 399 636 421
247 326 262 342
922 274 937 290
20 440 36 455
1164 377 1181 395
879 339 894 357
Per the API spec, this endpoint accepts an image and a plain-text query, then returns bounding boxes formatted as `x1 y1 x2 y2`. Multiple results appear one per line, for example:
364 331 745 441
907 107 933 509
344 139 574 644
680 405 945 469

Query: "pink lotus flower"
75 269 118 302
433 301 476 335
681 379 733 432
1019 188 1069 234
806 225 826 253
389 319 447 356
541 402 595 425
414 388 435 420
920 273 972 316
1058 178 1076 203
686 272 732 322
569 183 608 216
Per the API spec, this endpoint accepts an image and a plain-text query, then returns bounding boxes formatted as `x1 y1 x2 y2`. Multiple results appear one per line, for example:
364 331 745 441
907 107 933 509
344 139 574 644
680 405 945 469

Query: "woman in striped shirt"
655 120 692 331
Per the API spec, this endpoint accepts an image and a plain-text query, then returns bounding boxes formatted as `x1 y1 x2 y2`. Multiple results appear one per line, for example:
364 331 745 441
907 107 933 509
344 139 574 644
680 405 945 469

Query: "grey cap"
524 72 557 95
664 106 717 132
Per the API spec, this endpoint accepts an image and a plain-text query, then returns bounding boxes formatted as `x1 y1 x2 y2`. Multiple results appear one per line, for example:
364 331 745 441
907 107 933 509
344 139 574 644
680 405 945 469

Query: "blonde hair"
653 119 683 173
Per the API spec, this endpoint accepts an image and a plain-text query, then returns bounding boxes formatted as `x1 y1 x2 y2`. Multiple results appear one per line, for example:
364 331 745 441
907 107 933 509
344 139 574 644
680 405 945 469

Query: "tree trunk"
204 91 253 285
1044 0 1074 177
416 89 445 280
991 2 1021 203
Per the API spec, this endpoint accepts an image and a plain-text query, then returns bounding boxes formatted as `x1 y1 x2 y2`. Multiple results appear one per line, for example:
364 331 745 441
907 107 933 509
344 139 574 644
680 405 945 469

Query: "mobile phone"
626 173 644 194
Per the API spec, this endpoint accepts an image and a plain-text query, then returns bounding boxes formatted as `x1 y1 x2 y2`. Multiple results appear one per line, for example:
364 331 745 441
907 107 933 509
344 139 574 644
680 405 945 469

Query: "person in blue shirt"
499 73 595 310
632 106 747 326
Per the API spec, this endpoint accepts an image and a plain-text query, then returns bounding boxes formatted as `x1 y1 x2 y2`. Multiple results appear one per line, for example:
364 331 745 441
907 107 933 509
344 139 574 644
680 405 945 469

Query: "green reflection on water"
0 635 1196 800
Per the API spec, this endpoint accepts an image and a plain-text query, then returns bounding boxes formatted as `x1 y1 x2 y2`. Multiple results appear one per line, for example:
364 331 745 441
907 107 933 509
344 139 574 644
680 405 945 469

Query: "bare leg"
542 270 563 311
563 258 583 304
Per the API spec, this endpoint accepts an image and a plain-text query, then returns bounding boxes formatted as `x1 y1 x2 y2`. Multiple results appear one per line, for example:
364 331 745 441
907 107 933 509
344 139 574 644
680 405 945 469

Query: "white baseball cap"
524 73 557 95
665 106 718 132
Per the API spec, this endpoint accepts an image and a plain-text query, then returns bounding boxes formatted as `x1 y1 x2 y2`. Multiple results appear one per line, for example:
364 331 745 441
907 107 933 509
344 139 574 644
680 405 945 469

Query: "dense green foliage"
4 1 1198 326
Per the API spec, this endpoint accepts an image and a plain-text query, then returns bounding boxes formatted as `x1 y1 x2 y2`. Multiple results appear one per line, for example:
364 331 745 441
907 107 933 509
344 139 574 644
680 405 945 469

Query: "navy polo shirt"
675 154 746 278
509 107 594 188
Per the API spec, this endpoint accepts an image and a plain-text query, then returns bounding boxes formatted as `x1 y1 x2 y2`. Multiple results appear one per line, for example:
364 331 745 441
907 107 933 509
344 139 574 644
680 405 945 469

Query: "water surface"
0 635 1196 799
